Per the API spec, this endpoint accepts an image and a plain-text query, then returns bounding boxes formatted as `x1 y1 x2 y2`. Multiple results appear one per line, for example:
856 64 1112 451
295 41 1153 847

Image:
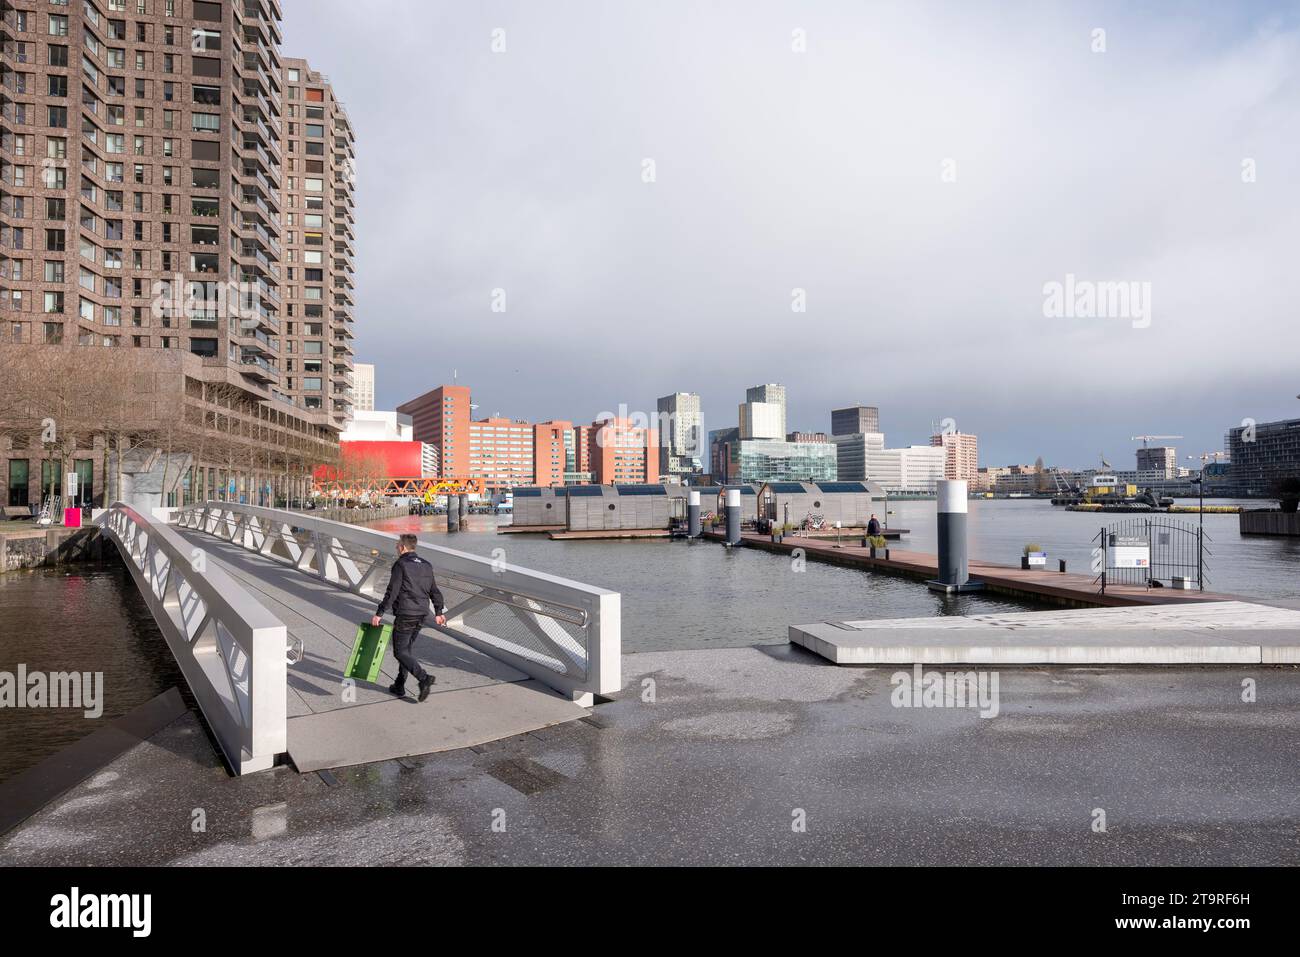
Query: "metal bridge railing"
175 502 621 703
97 503 288 774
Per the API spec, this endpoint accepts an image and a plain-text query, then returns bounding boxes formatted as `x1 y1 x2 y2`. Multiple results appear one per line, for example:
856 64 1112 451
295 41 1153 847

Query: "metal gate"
1093 518 1210 593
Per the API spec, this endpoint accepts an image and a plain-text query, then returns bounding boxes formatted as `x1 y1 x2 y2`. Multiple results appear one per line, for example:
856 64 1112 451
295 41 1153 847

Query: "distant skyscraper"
745 384 787 437
1136 446 1177 479
657 392 703 478
739 401 783 440
832 405 881 436
353 364 376 412
930 431 979 482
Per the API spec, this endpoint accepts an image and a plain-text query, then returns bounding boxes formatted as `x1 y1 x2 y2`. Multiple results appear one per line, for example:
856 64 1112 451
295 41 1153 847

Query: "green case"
345 622 393 683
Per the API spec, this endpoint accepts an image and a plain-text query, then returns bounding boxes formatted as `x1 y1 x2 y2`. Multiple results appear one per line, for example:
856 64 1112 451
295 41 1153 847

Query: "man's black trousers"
391 615 429 688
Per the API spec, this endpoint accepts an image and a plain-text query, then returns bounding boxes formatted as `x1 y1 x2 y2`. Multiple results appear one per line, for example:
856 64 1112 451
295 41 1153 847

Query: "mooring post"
688 490 701 538
725 488 741 546
446 494 459 533
927 479 982 594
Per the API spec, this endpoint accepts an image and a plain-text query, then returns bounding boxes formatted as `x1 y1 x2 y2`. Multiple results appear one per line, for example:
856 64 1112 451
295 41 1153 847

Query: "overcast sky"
284 0 1300 469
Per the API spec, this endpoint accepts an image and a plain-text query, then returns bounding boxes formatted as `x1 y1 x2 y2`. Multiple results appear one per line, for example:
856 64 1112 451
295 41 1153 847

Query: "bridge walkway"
172 526 588 772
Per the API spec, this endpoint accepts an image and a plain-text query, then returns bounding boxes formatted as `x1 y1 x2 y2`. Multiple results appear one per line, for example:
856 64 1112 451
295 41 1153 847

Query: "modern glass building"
1226 418 1300 495
731 439 837 484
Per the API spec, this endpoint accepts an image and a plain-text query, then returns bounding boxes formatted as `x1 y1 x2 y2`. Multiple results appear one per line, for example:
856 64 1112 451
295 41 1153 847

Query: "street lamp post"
1187 451 1226 524
1188 451 1224 590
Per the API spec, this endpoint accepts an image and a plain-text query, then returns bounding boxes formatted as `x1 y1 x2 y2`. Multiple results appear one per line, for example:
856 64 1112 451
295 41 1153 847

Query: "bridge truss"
312 476 486 502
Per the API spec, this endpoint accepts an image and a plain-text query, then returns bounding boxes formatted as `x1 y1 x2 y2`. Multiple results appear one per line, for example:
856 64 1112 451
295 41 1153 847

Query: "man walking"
371 534 447 702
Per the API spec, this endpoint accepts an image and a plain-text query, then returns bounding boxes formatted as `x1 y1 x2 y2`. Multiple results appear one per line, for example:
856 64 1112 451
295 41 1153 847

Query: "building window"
8 460 30 507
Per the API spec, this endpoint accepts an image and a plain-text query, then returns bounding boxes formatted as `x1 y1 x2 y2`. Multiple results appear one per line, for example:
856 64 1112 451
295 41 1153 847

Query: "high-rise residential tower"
930 430 979 483
279 56 355 429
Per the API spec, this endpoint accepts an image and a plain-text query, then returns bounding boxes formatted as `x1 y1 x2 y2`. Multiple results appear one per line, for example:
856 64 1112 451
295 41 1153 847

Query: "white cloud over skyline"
286 0 1300 468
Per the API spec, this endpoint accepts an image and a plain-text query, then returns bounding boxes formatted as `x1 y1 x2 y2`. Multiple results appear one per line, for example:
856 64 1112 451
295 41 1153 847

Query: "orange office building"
397 385 470 478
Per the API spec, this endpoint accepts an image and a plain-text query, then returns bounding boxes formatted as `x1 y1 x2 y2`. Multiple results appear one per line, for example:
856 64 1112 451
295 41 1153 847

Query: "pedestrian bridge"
96 502 621 774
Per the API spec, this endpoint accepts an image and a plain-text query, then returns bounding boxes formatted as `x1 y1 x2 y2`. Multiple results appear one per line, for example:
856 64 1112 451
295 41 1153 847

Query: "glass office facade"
1226 418 1300 495
732 440 837 484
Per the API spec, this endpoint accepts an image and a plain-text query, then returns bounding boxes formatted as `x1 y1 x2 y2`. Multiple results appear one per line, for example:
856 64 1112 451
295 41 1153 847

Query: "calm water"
369 513 1046 653
0 565 187 783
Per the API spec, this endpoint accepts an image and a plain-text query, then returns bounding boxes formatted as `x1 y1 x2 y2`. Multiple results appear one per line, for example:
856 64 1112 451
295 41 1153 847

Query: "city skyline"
284 0 1300 468
377 367 1269 474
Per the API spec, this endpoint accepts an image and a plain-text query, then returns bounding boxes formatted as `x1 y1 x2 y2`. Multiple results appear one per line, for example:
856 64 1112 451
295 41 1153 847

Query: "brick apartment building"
279 55 355 430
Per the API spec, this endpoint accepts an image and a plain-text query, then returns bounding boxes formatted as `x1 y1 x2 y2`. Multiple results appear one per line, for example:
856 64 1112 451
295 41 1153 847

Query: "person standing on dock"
371 534 448 702
867 514 881 537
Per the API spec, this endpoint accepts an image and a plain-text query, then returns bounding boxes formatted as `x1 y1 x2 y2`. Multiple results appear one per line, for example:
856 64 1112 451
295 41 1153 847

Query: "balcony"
231 320 279 354
236 243 280 280
238 189 281 228
240 351 279 383
238 161 280 200
239 218 281 258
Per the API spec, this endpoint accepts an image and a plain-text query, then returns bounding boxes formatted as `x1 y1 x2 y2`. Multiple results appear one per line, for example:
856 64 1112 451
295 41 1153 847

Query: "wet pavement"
3 645 1299 866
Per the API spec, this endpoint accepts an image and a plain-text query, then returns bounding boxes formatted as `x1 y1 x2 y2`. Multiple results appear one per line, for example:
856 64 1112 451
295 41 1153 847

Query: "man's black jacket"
376 551 447 621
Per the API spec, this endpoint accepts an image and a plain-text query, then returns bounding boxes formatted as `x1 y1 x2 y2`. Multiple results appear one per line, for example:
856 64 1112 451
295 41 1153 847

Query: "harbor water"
0 566 186 783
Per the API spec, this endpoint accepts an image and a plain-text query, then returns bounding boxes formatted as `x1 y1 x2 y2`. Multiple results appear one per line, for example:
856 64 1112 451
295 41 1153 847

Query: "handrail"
424 572 589 628
97 503 287 774
175 502 621 704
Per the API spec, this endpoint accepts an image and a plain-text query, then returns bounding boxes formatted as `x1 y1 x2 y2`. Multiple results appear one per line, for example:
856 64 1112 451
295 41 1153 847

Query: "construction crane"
1130 434 1183 448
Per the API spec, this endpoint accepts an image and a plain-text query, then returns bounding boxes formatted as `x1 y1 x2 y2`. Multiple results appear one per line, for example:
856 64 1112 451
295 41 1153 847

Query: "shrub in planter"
1022 542 1046 570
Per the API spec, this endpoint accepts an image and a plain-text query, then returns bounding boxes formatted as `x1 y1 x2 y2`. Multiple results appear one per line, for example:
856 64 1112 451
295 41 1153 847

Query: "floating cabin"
508 480 886 533
562 484 688 531
756 481 888 528
509 486 568 526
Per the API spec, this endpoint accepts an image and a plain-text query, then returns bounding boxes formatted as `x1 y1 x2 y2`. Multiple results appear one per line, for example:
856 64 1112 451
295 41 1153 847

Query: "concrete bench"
4 506 33 521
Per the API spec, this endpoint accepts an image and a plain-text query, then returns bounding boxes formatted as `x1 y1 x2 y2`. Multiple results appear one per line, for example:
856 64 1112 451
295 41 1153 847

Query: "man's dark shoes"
418 675 436 702
388 682 406 697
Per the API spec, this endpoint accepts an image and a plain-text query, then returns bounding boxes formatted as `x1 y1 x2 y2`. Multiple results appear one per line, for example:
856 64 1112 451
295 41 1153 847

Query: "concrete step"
791 600 1300 665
